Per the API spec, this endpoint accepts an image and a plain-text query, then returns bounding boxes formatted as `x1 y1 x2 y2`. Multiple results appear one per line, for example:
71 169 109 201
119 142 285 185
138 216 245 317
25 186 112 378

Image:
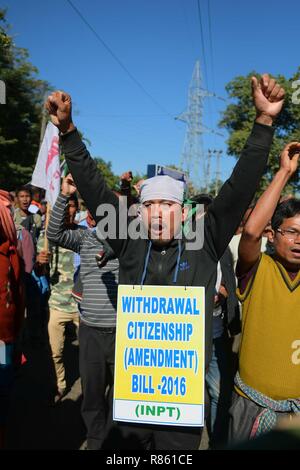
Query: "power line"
196 0 209 89
65 0 173 118
180 1 198 62
207 0 216 147
207 0 216 94
77 113 172 118
196 0 214 144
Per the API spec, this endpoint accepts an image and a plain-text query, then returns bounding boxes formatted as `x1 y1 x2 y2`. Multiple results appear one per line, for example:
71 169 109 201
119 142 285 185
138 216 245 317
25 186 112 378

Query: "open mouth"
291 248 300 257
151 223 164 232
150 223 170 239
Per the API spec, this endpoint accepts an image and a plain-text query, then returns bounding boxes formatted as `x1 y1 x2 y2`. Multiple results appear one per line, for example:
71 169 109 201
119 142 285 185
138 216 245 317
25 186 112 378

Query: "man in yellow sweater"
229 141 300 443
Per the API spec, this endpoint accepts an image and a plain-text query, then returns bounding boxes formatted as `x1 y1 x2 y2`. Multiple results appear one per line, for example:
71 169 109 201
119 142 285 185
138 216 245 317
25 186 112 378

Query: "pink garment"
18 228 35 274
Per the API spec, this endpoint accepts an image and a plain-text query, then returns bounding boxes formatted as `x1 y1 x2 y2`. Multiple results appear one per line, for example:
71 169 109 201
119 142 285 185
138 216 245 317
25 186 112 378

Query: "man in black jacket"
45 74 284 450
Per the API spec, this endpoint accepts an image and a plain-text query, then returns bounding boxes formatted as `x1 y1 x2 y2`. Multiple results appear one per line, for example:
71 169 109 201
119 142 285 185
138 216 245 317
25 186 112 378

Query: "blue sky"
4 0 300 187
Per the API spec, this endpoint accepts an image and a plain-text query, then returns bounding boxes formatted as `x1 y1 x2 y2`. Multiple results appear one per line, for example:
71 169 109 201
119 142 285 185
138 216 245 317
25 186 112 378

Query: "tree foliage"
0 9 51 189
199 178 224 197
219 70 300 195
94 157 119 190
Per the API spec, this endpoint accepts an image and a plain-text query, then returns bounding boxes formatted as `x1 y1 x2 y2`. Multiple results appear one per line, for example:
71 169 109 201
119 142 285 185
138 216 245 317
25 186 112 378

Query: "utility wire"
207 0 216 146
196 0 209 89
207 0 216 94
66 0 173 118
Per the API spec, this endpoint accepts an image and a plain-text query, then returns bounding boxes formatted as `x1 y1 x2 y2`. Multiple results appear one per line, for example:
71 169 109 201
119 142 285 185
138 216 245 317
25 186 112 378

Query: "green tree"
131 173 147 186
95 157 119 190
219 70 300 195
199 178 224 197
0 9 51 189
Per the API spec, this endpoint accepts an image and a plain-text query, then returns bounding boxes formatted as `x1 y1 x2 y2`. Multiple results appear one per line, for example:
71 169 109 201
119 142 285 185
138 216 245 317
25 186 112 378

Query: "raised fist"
252 74 285 124
280 142 300 176
45 90 75 134
61 174 77 196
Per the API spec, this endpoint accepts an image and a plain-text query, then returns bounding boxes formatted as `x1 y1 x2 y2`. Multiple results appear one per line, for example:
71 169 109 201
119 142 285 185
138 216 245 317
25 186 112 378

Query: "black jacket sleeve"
205 122 274 260
60 129 127 257
220 248 241 336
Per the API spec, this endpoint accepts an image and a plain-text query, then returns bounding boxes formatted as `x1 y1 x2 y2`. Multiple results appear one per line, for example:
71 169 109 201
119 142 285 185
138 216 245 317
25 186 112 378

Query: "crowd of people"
0 73 299 450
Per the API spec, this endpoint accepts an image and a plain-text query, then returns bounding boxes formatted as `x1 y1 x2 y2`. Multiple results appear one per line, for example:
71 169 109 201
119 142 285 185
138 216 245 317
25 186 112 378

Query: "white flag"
31 122 61 207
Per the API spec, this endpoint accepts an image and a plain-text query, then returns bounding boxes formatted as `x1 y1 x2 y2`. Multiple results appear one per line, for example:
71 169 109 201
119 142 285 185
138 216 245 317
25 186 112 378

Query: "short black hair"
69 193 79 209
31 185 40 194
16 185 32 197
271 198 300 231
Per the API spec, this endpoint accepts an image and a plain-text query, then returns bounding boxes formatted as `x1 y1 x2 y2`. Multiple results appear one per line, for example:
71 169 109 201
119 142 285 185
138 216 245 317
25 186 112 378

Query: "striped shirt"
47 194 118 327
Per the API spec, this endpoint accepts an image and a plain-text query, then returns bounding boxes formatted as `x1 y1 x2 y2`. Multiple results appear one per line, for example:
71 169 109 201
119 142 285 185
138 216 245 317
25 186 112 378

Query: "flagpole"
40 93 50 254
39 92 48 148
44 201 51 252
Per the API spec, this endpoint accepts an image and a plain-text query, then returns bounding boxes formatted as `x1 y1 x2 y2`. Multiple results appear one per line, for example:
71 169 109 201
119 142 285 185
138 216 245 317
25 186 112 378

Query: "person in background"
39 193 79 403
190 194 240 448
0 190 25 448
206 248 240 448
14 186 42 245
28 186 43 215
229 142 300 443
133 178 145 199
8 192 17 209
14 186 45 347
47 175 119 448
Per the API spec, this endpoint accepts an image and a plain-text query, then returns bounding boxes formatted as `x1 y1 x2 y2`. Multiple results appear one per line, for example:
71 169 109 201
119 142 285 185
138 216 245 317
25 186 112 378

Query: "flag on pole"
31 122 61 207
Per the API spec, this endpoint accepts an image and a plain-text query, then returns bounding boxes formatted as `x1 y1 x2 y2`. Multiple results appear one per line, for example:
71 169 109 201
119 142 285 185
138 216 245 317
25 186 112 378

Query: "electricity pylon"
176 60 223 189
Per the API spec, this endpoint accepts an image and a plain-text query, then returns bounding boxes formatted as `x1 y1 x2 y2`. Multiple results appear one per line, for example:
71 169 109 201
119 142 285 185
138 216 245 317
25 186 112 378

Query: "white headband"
140 175 185 204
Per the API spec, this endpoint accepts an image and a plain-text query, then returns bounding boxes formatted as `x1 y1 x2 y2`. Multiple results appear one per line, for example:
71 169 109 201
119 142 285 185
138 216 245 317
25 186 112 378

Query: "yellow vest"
237 253 300 400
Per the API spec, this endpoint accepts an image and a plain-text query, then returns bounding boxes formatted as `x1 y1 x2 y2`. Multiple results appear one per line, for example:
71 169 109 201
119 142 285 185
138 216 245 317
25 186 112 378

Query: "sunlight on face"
269 215 300 269
141 199 184 246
